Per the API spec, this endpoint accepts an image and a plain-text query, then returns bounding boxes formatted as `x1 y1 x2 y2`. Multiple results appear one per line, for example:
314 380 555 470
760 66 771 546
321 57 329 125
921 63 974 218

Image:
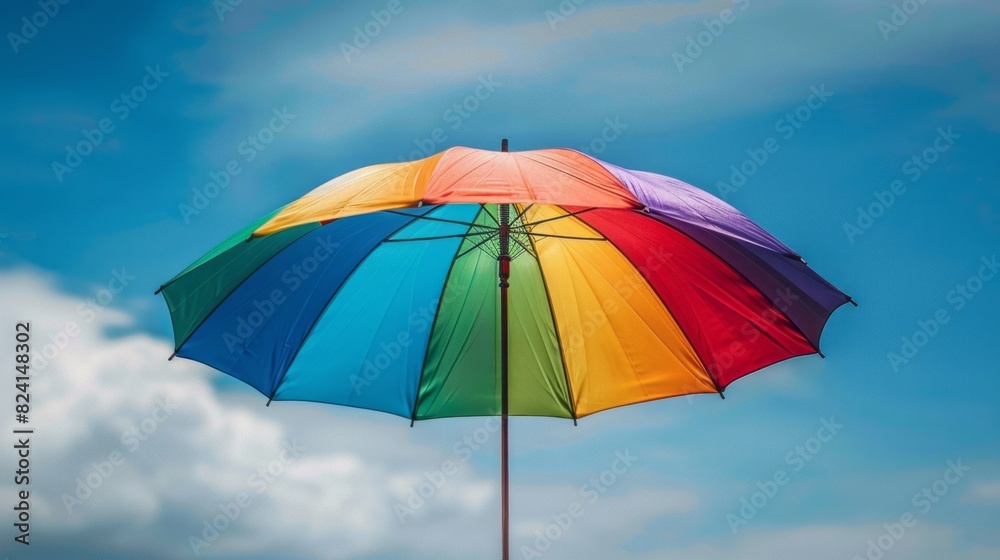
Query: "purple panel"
590 155 797 257
651 212 851 350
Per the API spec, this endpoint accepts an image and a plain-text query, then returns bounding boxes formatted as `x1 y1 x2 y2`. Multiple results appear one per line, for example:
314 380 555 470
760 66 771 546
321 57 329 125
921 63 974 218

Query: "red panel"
576 208 815 388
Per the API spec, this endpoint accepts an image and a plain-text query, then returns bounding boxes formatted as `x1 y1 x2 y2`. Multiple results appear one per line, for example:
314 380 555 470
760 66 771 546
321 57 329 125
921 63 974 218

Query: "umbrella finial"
501 138 508 152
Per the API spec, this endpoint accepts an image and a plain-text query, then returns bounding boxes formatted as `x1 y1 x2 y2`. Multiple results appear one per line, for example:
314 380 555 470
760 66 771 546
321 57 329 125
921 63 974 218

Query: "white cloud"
964 480 1000 505
643 522 999 560
0 267 500 558
509 483 700 558
2 267 996 559
309 0 736 94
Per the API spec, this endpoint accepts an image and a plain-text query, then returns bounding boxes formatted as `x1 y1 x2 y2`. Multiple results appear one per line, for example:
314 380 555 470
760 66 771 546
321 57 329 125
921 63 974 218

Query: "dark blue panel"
274 205 481 417
177 208 433 396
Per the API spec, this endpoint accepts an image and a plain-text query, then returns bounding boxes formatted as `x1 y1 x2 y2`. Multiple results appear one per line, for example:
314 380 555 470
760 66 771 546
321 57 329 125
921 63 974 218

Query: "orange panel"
423 147 640 208
254 153 443 236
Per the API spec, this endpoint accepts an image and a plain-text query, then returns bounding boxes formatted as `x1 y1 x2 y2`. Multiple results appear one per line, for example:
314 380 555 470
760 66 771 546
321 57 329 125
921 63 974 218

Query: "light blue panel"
177 209 430 397
389 204 480 240
274 204 479 417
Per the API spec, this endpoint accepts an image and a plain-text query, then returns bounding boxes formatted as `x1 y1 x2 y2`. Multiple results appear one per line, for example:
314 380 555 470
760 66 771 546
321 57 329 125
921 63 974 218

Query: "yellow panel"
254 153 443 236
524 205 716 416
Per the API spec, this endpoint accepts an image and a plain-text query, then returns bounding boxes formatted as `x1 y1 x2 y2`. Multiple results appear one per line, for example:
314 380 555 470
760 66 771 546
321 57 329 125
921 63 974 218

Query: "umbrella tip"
168 352 176 361
501 138 508 152
410 418 415 427
266 397 272 407
154 285 163 295
818 350 826 359
848 297 859 307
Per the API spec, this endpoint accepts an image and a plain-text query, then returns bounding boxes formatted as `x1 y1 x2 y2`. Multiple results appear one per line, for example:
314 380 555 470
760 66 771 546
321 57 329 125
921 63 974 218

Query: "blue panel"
274 204 480 417
177 208 434 395
390 205 479 239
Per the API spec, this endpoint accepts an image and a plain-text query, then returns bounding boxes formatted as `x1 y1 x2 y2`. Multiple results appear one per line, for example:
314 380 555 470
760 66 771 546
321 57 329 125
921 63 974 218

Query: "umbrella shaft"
499 141 510 560
500 270 510 560
501 411 509 560
499 199 510 560
500 277 510 560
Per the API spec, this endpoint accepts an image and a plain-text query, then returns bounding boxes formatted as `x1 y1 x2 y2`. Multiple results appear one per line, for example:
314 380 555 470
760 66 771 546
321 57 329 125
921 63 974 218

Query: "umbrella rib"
163 226 318 355
155 214 291 295
509 204 536 259
264 207 441 405
384 209 486 228
411 205 486 425
523 227 578 424
525 232 606 241
512 203 533 224
509 234 536 260
631 209 826 364
383 231 495 243
455 233 498 260
510 154 536 203
480 204 501 226
518 207 596 228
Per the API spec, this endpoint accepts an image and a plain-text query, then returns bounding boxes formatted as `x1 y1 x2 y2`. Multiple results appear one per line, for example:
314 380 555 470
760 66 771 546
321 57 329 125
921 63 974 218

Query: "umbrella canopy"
159 140 853 559
160 143 851 420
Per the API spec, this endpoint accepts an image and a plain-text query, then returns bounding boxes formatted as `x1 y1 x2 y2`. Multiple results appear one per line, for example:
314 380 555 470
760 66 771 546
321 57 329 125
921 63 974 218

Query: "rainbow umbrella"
158 139 853 559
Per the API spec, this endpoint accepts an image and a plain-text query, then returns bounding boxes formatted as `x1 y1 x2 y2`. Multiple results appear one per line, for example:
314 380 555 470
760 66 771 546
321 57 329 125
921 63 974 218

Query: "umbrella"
158 139 853 559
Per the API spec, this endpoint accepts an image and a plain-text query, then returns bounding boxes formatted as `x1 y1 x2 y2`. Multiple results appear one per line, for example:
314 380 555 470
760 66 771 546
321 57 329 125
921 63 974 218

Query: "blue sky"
1 0 998 558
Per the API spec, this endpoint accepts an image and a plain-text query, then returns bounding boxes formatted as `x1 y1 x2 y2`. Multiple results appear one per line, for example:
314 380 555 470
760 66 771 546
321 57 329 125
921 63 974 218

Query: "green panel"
415 213 500 419
508 252 573 418
161 219 318 349
168 210 280 282
415 205 573 419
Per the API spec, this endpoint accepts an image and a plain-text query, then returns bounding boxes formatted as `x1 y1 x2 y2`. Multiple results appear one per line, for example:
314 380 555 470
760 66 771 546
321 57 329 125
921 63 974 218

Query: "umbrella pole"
500 257 510 560
498 139 511 560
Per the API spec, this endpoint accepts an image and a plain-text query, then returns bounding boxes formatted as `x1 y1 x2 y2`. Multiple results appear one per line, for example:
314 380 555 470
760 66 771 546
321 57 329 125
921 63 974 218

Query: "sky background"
1 0 999 558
